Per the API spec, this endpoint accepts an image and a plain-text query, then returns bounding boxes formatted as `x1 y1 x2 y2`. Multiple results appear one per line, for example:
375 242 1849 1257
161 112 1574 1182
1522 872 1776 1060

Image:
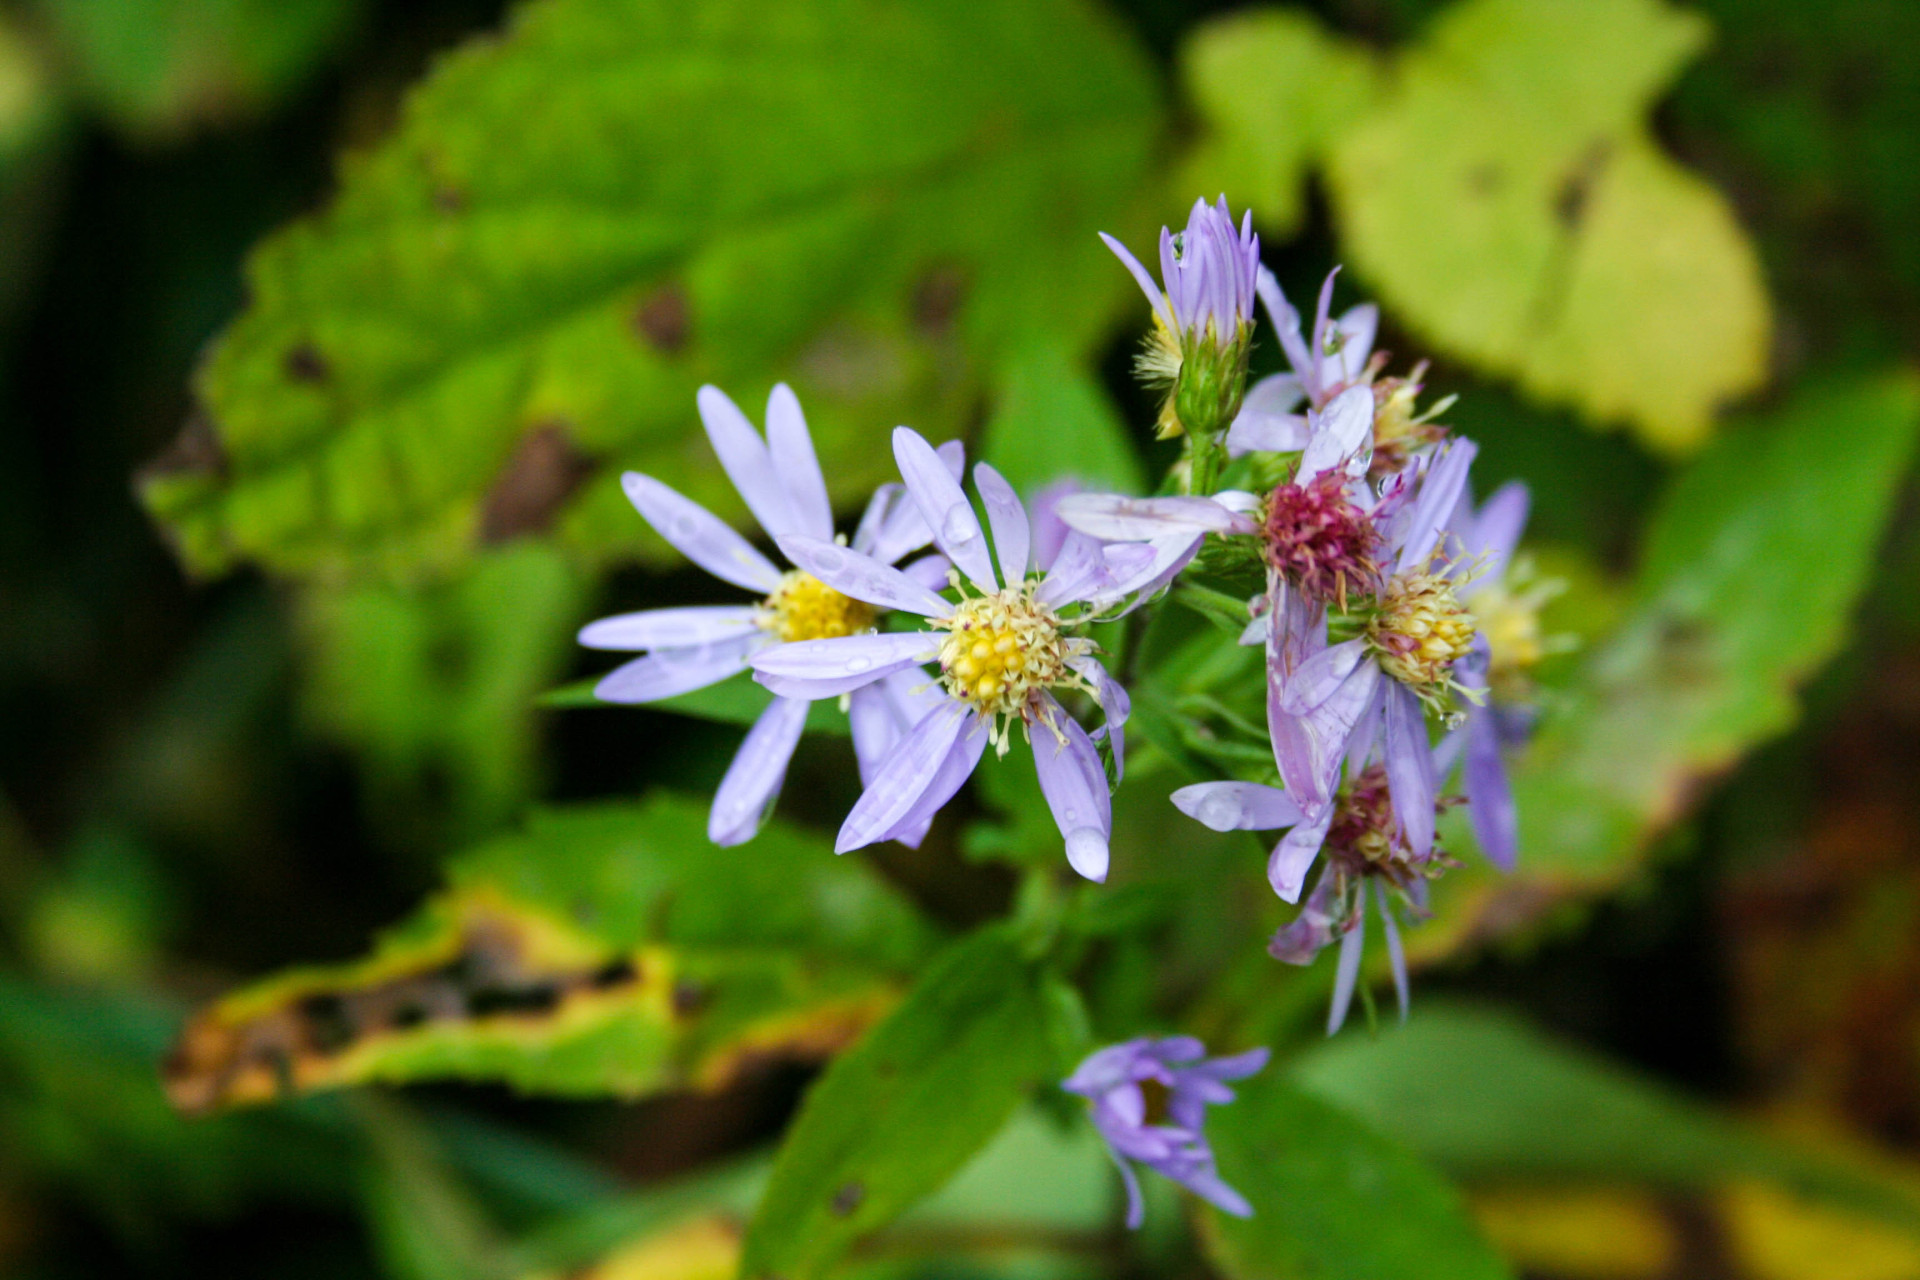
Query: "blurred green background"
2 0 1919 1276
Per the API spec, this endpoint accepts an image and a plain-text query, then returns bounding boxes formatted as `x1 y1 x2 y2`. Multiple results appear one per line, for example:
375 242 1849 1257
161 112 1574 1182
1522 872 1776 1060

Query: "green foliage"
163 795 938 1111
298 541 587 840
1197 1072 1512 1280
980 341 1146 496
1295 1004 1920 1234
540 670 852 737
140 0 1161 584
740 925 1059 1279
31 0 361 138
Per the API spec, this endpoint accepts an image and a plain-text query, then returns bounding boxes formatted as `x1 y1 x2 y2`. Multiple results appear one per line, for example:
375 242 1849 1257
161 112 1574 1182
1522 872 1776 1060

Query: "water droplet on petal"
674 516 698 539
940 505 978 545
846 656 873 673
1197 791 1241 830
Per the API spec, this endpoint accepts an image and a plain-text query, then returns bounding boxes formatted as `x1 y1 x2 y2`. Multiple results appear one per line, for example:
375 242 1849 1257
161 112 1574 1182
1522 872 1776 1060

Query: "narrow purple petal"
1176 1168 1253 1220
621 472 783 594
764 383 834 542
1111 1147 1147 1231
777 534 952 618
1055 493 1255 542
836 701 969 852
1465 703 1518 870
1099 231 1174 333
1172 782 1303 833
1268 804 1333 902
878 712 988 845
1394 438 1479 572
696 385 796 540
1328 909 1367 1035
1032 696 1113 882
1329 303 1379 386
847 683 896 788
1276 638 1368 716
1225 400 1310 457
850 483 899 557
594 635 757 704
1258 268 1315 397
1072 656 1131 779
1383 682 1436 858
708 695 808 845
1298 384 1375 483
973 462 1033 583
1028 480 1079 572
1189 1046 1270 1082
1465 481 1530 573
895 427 997 591
1376 882 1409 1022
749 631 937 699
898 552 952 590
578 605 760 652
1099 536 1203 614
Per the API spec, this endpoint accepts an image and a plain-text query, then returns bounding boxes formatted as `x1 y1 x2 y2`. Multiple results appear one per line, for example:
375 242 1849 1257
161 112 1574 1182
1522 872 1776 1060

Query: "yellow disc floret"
1366 569 1477 698
1470 557 1568 700
758 570 878 643
932 584 1090 754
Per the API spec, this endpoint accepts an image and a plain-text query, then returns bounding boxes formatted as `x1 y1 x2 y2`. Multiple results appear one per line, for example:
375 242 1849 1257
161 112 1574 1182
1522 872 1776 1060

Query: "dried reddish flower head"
1261 472 1383 608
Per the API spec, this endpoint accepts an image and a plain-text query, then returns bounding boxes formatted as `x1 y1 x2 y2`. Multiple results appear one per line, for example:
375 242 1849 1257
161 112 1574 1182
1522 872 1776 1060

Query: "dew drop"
846 656 873 673
673 516 698 539
1197 791 1241 830
940 505 978 545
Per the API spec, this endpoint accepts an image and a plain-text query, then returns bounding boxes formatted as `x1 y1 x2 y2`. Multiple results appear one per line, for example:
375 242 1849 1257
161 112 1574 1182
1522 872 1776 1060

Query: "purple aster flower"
1102 196 1260 350
746 428 1155 881
1227 268 1454 476
1063 1037 1269 1229
578 383 960 847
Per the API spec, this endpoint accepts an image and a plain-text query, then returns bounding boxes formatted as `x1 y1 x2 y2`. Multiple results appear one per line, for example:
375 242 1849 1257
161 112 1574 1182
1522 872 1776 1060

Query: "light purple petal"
1465 703 1518 871
1394 438 1479 571
578 605 760 652
764 383 834 542
1258 268 1314 397
1376 882 1409 1022
708 695 808 845
1099 536 1203 614
1055 493 1255 542
1176 1168 1253 1220
1383 682 1436 858
1028 480 1079 572
1276 638 1368 715
1329 303 1379 386
1111 1147 1147 1232
1036 532 1103 605
1031 698 1112 882
848 683 896 788
895 427 997 591
937 439 966 480
1072 656 1131 779
621 472 783 594
696 385 795 540
777 534 952 618
1465 481 1530 573
836 701 970 852
1268 804 1333 902
850 483 899 557
898 552 952 591
1328 909 1366 1035
973 462 1032 583
1189 1046 1269 1082
1298 384 1375 483
594 634 757 704
1099 231 1174 333
1172 782 1303 833
1226 410 1311 458
878 713 989 845
749 631 938 699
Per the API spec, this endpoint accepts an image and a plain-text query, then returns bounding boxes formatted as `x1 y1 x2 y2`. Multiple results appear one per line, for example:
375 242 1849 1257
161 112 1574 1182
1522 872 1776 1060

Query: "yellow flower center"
1470 557 1567 700
1367 570 1477 694
758 570 877 643
933 586 1090 753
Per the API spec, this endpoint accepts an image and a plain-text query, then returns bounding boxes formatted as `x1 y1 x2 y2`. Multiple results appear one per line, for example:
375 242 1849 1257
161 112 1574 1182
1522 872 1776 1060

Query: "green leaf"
163 794 939 1112
1293 1003 1920 1235
298 541 588 840
1197 1072 1512 1280
739 924 1057 1279
1176 8 1379 236
540 670 851 737
1325 0 1769 452
979 342 1144 495
31 0 361 138
140 0 1161 583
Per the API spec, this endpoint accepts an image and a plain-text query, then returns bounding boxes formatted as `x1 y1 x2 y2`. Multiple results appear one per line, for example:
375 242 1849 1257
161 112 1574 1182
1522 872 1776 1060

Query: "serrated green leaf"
540 670 851 737
1326 0 1768 452
163 794 938 1112
739 924 1056 1280
140 0 1161 583
32 0 361 138
1197 1072 1512 1280
1418 370 1920 955
1176 9 1379 236
1293 1003 1920 1235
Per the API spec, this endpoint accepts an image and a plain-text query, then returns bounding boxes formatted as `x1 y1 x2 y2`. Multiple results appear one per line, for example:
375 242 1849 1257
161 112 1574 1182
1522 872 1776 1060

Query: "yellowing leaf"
1326 0 1769 452
1471 1185 1677 1280
1176 9 1378 236
526 1215 739 1280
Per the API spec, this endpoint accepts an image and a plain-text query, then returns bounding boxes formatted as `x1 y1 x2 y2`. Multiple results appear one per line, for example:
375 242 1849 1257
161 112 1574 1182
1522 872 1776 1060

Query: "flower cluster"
577 198 1560 1225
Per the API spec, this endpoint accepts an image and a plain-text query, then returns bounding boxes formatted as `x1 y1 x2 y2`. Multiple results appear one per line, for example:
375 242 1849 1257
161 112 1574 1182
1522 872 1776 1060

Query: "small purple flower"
747 428 1157 881
579 384 958 847
1102 196 1261 347
1063 1037 1269 1229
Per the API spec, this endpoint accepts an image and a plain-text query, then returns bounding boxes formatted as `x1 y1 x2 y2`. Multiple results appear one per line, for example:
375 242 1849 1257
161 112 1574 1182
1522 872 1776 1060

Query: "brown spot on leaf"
479 422 594 543
831 1181 865 1217
433 185 467 213
1554 140 1614 232
1468 162 1505 196
284 343 330 384
632 284 691 353
910 264 968 336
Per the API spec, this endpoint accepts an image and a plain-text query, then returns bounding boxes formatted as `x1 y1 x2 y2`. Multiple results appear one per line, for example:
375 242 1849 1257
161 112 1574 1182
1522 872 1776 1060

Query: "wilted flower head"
1102 197 1260 442
1063 1036 1268 1229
